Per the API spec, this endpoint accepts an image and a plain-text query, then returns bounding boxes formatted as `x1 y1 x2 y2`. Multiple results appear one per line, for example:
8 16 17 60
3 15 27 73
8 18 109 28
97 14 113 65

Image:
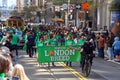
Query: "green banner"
37 46 81 63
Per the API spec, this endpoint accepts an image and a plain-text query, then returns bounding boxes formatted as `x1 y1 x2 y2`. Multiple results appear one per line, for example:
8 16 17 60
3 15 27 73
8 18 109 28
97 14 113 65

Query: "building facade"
17 0 25 12
95 0 113 30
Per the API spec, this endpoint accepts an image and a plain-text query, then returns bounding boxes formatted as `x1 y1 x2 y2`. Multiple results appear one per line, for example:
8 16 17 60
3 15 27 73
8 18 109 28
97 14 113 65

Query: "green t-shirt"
48 39 57 46
0 73 5 80
11 34 19 45
43 40 48 46
65 39 74 46
77 39 86 45
36 32 41 42
23 34 28 43
36 41 44 47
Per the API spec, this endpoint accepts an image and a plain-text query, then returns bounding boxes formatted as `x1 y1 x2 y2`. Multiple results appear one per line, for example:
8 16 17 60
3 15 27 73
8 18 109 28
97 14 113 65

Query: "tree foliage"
22 6 38 20
110 0 120 11
10 10 18 16
52 0 82 5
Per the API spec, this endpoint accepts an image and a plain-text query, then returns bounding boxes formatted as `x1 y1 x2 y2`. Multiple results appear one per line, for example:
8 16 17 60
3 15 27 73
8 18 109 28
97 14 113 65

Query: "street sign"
76 4 81 9
62 4 68 10
69 4 75 10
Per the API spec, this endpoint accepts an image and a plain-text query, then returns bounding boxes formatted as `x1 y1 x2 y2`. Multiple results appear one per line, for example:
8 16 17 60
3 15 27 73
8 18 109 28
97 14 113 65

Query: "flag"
111 18 120 36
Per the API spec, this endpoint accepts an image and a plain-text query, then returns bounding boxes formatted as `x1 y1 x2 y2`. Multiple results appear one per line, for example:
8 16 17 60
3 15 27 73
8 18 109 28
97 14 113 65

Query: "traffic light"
82 2 90 10
85 10 89 20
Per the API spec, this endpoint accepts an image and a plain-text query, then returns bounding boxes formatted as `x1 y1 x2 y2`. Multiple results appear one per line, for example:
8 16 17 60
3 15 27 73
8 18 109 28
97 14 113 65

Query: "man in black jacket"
27 31 35 58
81 38 96 66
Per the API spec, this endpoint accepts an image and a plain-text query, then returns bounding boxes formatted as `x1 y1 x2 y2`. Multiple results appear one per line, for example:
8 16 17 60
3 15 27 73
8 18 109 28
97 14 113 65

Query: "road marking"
59 62 88 80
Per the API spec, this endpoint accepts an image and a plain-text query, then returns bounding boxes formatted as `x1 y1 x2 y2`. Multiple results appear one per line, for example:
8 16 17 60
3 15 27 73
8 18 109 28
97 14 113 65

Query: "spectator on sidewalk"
0 54 10 80
95 33 101 56
112 37 120 61
0 46 14 79
98 34 105 58
12 64 29 80
106 33 114 61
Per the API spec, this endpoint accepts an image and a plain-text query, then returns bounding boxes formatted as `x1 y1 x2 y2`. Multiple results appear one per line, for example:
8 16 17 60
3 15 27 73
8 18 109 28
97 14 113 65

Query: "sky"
0 0 16 7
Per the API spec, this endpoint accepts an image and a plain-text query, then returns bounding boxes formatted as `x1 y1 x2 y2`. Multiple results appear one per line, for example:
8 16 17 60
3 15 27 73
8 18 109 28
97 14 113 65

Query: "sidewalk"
91 57 120 80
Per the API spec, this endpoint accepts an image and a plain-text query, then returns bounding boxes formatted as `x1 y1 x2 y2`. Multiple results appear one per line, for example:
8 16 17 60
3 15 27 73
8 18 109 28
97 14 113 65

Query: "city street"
17 50 120 80
0 0 120 80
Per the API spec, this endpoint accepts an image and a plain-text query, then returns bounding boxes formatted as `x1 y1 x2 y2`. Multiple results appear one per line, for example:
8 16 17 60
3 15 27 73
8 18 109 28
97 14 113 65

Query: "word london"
45 50 75 61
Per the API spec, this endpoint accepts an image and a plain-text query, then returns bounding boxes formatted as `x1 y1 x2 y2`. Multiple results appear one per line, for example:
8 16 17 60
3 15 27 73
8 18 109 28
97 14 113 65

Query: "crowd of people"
23 25 120 64
0 46 29 80
0 27 29 80
0 24 120 79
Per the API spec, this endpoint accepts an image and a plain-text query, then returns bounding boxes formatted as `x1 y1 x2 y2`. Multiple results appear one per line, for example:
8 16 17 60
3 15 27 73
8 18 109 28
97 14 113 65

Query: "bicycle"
82 54 92 77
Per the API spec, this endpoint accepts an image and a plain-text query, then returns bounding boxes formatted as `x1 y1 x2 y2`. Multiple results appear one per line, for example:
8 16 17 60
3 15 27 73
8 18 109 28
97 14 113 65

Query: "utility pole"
75 0 81 27
66 0 70 27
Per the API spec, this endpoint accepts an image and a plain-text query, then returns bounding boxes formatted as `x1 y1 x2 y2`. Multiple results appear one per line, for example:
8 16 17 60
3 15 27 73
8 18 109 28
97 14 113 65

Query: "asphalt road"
16 50 120 80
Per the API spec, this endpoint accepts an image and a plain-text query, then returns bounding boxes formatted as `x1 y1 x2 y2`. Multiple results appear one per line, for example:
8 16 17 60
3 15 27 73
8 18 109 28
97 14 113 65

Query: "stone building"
95 0 112 30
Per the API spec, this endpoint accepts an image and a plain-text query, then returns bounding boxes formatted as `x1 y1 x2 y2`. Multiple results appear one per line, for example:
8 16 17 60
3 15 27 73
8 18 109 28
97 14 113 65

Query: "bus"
6 16 24 29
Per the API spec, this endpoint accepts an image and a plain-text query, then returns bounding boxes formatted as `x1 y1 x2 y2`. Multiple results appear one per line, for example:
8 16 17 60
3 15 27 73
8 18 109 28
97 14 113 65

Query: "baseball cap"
1 46 11 54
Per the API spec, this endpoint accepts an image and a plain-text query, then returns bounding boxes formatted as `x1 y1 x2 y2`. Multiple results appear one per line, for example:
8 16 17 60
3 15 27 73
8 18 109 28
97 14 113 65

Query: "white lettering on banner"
50 56 70 61
45 50 49 56
69 50 75 55
54 50 75 56
60 50 65 55
54 47 66 49
54 50 59 56
44 50 75 57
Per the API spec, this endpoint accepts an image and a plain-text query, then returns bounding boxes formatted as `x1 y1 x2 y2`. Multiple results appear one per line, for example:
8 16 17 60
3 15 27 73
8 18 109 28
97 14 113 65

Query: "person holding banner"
65 35 75 67
77 34 86 67
47 34 57 67
35 35 44 60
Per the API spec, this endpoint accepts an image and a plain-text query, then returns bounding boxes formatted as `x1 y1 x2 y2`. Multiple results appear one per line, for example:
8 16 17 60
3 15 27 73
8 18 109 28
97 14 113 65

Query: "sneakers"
107 59 112 61
114 59 120 62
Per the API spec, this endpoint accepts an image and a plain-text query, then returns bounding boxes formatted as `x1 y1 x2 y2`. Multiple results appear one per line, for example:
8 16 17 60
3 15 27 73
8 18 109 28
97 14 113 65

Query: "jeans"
27 45 34 57
12 44 18 56
108 47 114 60
98 47 104 58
